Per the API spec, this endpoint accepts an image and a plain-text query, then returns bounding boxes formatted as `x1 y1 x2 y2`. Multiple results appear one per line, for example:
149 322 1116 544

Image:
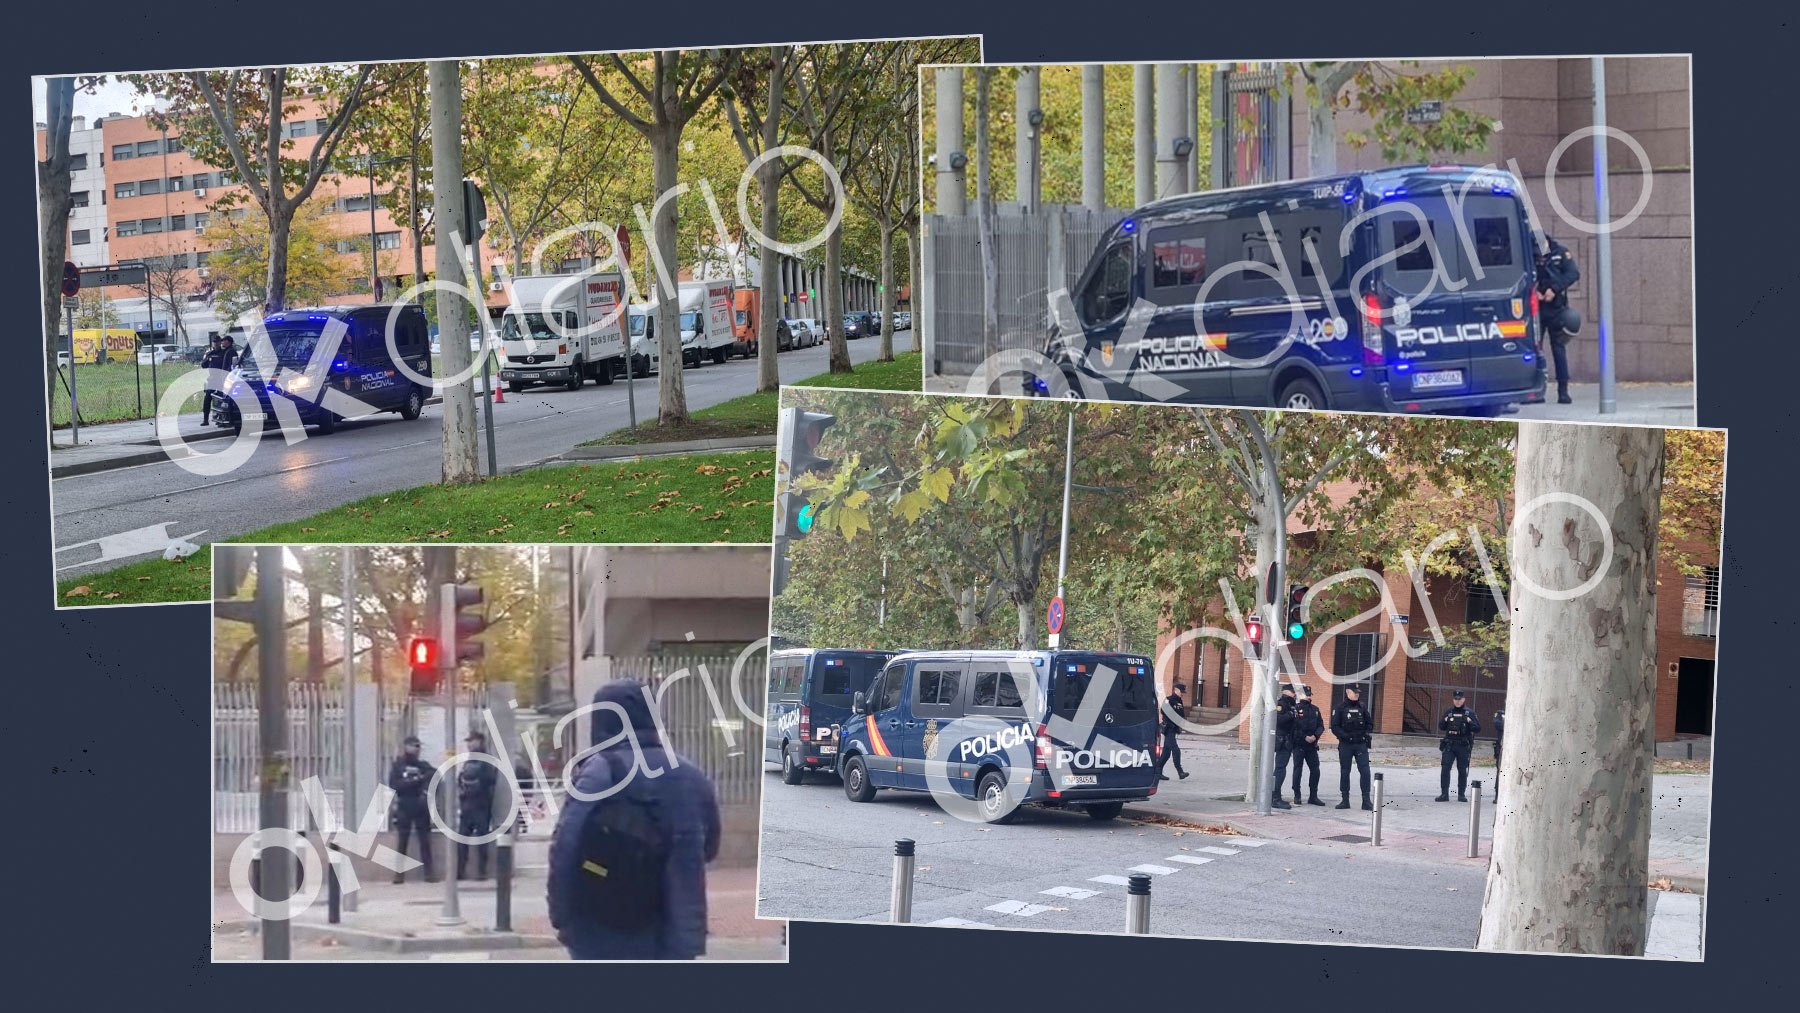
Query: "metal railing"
605 652 767 807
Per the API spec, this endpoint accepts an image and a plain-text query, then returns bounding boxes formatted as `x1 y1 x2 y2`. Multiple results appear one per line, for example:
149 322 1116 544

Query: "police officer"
387 735 436 883
1158 682 1191 781
1331 684 1374 811
1437 690 1481 801
1535 236 1582 405
1290 685 1326 806
1493 708 1506 801
456 730 499 880
199 334 236 425
1271 684 1296 809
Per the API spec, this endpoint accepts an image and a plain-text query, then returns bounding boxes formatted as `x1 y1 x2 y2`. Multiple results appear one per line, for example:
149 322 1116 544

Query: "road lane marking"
984 900 1054 917
1196 845 1240 856
1040 886 1101 900
1088 875 1130 886
1166 855 1214 866
1129 864 1179 876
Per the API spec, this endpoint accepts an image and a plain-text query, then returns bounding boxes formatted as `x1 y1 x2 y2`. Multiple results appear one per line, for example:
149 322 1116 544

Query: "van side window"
1390 218 1439 272
913 667 963 714
1080 241 1133 323
877 666 905 712
970 669 1028 714
1150 234 1206 289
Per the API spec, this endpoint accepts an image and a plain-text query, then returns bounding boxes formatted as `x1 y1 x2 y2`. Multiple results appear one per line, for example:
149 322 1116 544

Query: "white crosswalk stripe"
985 899 1055 917
1089 874 1130 886
928 917 997 928
1196 845 1241 856
1041 886 1102 900
1129 863 1179 875
1166 854 1214 865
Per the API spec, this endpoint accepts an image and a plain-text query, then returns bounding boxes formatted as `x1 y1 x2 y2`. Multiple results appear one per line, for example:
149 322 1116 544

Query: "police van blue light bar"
1350 367 1364 377
1522 352 1535 363
1120 219 1136 234
1395 362 1411 372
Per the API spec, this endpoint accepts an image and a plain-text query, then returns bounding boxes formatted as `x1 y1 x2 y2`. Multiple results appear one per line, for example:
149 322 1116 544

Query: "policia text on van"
835 651 1161 824
1031 165 1548 417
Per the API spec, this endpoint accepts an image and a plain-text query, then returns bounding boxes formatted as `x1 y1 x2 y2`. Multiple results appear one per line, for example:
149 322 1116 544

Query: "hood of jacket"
590 679 662 750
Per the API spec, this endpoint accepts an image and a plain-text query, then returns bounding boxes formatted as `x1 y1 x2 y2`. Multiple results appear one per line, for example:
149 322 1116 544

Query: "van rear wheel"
595 363 615 386
1084 802 1125 821
781 745 806 785
977 771 1021 825
399 387 424 420
843 756 877 802
566 361 584 391
1276 376 1327 411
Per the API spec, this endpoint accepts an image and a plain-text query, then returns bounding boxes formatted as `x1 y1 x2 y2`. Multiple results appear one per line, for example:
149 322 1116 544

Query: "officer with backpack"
548 680 720 960
456 730 499 881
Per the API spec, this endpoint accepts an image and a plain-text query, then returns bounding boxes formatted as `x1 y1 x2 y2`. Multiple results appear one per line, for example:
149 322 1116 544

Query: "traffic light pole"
1253 545 1287 818
437 579 464 927
1049 411 1074 650
66 302 79 447
255 546 291 959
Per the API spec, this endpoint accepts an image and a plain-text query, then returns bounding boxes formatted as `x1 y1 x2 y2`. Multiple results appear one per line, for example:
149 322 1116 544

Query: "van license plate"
816 745 836 755
239 412 266 423
1413 369 1464 391
1063 775 1097 786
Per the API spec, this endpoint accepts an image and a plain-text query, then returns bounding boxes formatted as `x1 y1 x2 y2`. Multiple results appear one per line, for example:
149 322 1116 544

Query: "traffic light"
462 179 487 244
1245 614 1265 658
1286 584 1309 640
779 408 836 541
446 582 488 665
408 636 441 694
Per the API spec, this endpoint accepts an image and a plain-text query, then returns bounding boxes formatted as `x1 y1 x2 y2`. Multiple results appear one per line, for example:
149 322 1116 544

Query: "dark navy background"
5 4 1785 1001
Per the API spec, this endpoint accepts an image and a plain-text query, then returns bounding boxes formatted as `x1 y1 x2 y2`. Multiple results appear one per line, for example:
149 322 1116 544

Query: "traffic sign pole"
618 223 637 431
1049 411 1074 649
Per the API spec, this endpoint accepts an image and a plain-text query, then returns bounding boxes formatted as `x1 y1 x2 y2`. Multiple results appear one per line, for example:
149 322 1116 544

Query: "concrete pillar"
1081 65 1105 212
1156 63 1187 199
1015 66 1041 211
934 68 966 215
1185 65 1200 191
1134 64 1154 207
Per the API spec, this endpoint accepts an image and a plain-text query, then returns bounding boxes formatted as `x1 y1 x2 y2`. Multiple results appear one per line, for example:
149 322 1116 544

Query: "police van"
836 650 1160 823
1034 165 1546 417
765 649 899 784
217 304 432 435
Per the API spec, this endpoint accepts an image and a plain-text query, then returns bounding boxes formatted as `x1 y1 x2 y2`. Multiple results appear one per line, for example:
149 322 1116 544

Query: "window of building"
193 212 210 229
115 220 139 237
334 239 357 254
194 251 211 266
71 229 90 245
136 139 161 157
165 135 183 153
169 214 187 231
1465 576 1502 625
190 172 210 189
342 194 371 213
140 217 165 234
112 143 135 160
70 191 88 208
137 178 162 196
376 231 401 250
288 119 315 138
168 176 184 192
314 117 330 134
114 181 137 199
69 153 88 171
1682 566 1720 638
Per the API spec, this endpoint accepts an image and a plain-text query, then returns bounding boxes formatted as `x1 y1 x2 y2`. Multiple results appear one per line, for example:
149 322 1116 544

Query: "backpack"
573 750 670 930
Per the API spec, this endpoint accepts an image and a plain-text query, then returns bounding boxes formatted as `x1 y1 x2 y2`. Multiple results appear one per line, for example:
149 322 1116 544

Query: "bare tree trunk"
430 59 480 483
877 223 895 362
1307 98 1338 178
651 124 689 424
754 52 785 393
1477 423 1664 956
40 78 75 422
264 209 291 314
1015 599 1034 651
824 218 851 373
408 149 426 288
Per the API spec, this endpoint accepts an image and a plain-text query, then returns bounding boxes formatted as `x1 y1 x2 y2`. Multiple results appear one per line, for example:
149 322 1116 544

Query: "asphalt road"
755 769 1486 948
52 330 911 579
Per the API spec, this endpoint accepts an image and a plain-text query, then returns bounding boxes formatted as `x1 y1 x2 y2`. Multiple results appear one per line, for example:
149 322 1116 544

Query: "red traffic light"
61 261 80 299
1245 618 1265 644
408 635 440 670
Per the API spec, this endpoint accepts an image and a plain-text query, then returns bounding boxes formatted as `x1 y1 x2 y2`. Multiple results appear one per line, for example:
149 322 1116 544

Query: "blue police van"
836 650 1160 823
1033 165 1547 417
218 304 433 435
765 648 898 784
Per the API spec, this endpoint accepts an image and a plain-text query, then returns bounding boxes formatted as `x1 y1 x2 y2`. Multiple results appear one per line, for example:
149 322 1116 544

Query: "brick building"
1216 55 1693 383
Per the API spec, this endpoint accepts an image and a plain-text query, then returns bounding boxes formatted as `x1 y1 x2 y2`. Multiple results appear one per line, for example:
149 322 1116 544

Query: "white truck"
497 272 627 392
627 280 738 370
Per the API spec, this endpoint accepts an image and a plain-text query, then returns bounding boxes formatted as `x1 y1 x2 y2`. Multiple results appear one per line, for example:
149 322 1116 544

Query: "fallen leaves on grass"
64 585 91 597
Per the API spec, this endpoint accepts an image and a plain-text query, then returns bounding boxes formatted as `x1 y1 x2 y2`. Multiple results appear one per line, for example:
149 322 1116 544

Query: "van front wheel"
566 361 584 391
843 756 877 802
1276 376 1327 411
781 745 807 785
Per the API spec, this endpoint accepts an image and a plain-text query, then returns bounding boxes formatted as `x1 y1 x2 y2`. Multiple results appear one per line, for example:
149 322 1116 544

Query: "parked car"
777 318 809 352
840 314 865 340
795 318 823 347
897 311 912 331
137 343 181 365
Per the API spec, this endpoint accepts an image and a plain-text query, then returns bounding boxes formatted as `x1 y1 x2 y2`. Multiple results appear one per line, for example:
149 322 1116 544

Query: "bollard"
495 824 515 933
890 839 916 924
1467 781 1483 858
1125 873 1152 934
1370 772 1385 847
327 840 341 924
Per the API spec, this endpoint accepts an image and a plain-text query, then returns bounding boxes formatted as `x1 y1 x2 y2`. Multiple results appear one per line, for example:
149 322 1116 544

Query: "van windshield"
501 313 559 342
259 321 340 367
809 653 888 706
1050 655 1156 719
629 314 648 336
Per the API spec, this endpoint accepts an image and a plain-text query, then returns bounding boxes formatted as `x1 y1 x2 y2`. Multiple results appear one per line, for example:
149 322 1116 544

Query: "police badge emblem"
1100 341 1115 367
1510 297 1525 318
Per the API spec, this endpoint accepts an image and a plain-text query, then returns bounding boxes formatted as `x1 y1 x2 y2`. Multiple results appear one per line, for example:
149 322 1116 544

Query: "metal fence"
923 202 1125 379
1402 636 1506 739
605 652 768 807
213 682 415 833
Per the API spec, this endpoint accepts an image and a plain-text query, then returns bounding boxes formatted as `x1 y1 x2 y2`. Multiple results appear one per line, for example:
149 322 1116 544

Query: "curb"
215 917 562 954
521 434 778 472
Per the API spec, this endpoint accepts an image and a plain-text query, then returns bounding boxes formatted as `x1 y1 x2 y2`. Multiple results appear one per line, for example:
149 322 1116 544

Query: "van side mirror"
852 691 866 714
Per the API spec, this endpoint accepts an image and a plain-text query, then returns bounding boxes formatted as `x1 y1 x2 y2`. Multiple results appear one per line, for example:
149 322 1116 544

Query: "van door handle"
886 719 900 729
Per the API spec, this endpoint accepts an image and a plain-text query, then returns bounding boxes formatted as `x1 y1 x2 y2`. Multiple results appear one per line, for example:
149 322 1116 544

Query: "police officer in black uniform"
1535 236 1582 405
388 735 436 883
456 730 499 880
1271 684 1296 809
1437 690 1481 801
1493 708 1506 801
1290 685 1326 805
199 334 236 425
1331 684 1374 810
1158 682 1191 781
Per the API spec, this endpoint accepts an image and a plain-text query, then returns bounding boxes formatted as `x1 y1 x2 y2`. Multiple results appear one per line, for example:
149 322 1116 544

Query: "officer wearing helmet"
1535 236 1582 405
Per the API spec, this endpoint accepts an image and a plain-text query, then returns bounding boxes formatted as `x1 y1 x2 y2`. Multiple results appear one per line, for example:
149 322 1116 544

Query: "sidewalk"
212 863 782 961
1132 734 1709 890
1512 382 1695 427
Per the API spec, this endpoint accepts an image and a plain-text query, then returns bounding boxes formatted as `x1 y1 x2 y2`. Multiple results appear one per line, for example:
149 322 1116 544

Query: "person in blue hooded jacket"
547 679 721 960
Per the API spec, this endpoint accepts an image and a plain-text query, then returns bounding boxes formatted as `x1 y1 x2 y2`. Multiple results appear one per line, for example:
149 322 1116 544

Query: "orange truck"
731 286 760 357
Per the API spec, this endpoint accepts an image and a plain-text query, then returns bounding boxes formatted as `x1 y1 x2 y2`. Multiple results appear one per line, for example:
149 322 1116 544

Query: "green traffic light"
796 502 817 534
1288 622 1306 640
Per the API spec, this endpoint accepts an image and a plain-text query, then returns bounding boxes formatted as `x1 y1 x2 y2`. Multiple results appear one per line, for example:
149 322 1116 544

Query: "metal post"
1082 65 1105 212
468 238 498 477
327 840 342 923
437 572 464 927
1134 65 1154 207
367 154 381 296
1048 411 1075 650
1591 57 1616 415
495 822 514 932
255 545 291 960
341 547 358 912
1016 66 1041 212
1125 873 1151 934
66 303 79 446
1155 64 1186 199
1370 772 1384 846
934 68 966 214
890 839 916 923
1467 780 1483 858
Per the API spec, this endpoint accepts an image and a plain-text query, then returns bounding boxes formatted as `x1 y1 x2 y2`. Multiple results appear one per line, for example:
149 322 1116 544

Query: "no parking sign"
1047 596 1065 636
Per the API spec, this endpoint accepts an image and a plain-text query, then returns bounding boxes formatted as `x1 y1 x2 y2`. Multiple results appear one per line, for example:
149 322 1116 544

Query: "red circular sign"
1047 597 1065 635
